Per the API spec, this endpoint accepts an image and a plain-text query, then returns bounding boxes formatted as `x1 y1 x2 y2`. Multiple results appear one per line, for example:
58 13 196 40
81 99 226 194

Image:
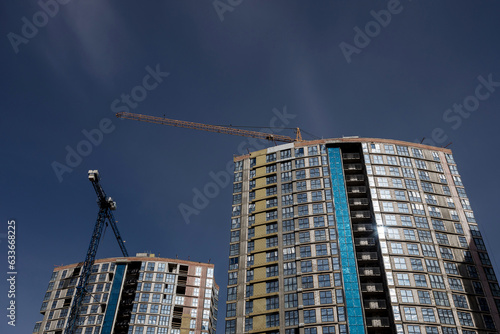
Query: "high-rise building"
225 138 500 334
34 254 218 334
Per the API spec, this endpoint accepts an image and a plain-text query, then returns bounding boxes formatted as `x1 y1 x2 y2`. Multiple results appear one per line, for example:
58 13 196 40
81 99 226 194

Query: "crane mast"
64 170 128 334
116 111 302 142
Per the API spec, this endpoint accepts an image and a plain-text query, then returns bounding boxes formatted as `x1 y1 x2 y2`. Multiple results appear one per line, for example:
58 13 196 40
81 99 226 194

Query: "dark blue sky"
2 1 500 333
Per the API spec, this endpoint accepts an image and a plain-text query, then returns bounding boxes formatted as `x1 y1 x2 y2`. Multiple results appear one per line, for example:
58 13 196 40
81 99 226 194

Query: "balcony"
343 153 360 160
355 238 375 246
345 174 365 183
364 299 387 310
359 267 381 277
361 283 384 293
351 210 370 219
366 317 390 327
349 198 369 206
347 186 366 194
357 252 378 261
352 224 374 232
344 164 363 171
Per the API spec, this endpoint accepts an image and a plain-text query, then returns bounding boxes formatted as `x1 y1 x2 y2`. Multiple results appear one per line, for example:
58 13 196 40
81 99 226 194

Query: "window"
457 312 474 326
266 153 276 162
429 275 445 289
314 216 325 227
298 205 309 216
418 291 431 304
266 236 278 248
408 244 419 255
284 277 297 291
266 265 278 277
404 229 416 241
284 310 299 326
444 262 458 275
266 250 278 262
318 274 331 287
317 259 329 271
301 261 313 273
281 183 292 194
309 157 319 166
394 257 407 270
315 230 327 241
302 276 314 289
284 262 296 276
299 231 310 243
283 220 294 231
283 247 295 261
303 292 315 306
433 291 449 306
316 244 328 256
452 294 469 308
300 246 311 258
425 259 441 273
397 273 410 286
283 233 295 246
266 296 279 310
320 291 333 304
227 287 237 301
437 309 455 325
411 258 423 271
411 203 425 215
448 278 463 291
266 211 278 221
403 307 418 321
230 230 240 242
285 293 298 308
391 242 403 254
303 309 316 323
281 149 292 159
400 290 414 303
414 274 427 287
266 313 279 328
247 241 254 253
321 308 335 322
421 308 435 322
415 216 429 228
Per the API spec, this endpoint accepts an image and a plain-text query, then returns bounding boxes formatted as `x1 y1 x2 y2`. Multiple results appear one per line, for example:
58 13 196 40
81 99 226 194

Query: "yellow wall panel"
253 298 266 314
255 188 266 199
254 238 266 251
256 155 266 166
255 225 266 238
254 282 266 296
255 177 266 189
254 267 266 280
253 315 266 330
255 167 266 177
255 200 266 212
255 213 266 225
254 252 266 266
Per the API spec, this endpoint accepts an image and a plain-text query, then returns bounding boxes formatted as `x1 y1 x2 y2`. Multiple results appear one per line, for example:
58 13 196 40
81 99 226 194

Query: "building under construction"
33 254 219 334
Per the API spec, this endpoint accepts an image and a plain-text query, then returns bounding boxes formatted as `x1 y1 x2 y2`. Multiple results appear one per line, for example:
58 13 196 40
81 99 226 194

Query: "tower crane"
65 170 129 334
116 111 302 142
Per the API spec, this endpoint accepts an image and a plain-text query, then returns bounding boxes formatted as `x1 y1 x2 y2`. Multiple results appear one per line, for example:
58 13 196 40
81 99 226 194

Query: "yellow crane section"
116 111 302 143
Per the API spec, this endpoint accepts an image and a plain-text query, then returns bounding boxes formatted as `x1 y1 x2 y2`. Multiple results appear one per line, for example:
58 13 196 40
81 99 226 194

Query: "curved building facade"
34 254 218 334
225 138 500 334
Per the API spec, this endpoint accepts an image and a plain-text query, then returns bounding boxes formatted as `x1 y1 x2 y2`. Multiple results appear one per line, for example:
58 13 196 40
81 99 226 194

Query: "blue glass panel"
102 263 126 333
328 147 366 334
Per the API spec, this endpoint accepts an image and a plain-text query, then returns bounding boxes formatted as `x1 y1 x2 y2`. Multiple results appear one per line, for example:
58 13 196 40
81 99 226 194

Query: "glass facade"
33 256 218 334
226 138 500 334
